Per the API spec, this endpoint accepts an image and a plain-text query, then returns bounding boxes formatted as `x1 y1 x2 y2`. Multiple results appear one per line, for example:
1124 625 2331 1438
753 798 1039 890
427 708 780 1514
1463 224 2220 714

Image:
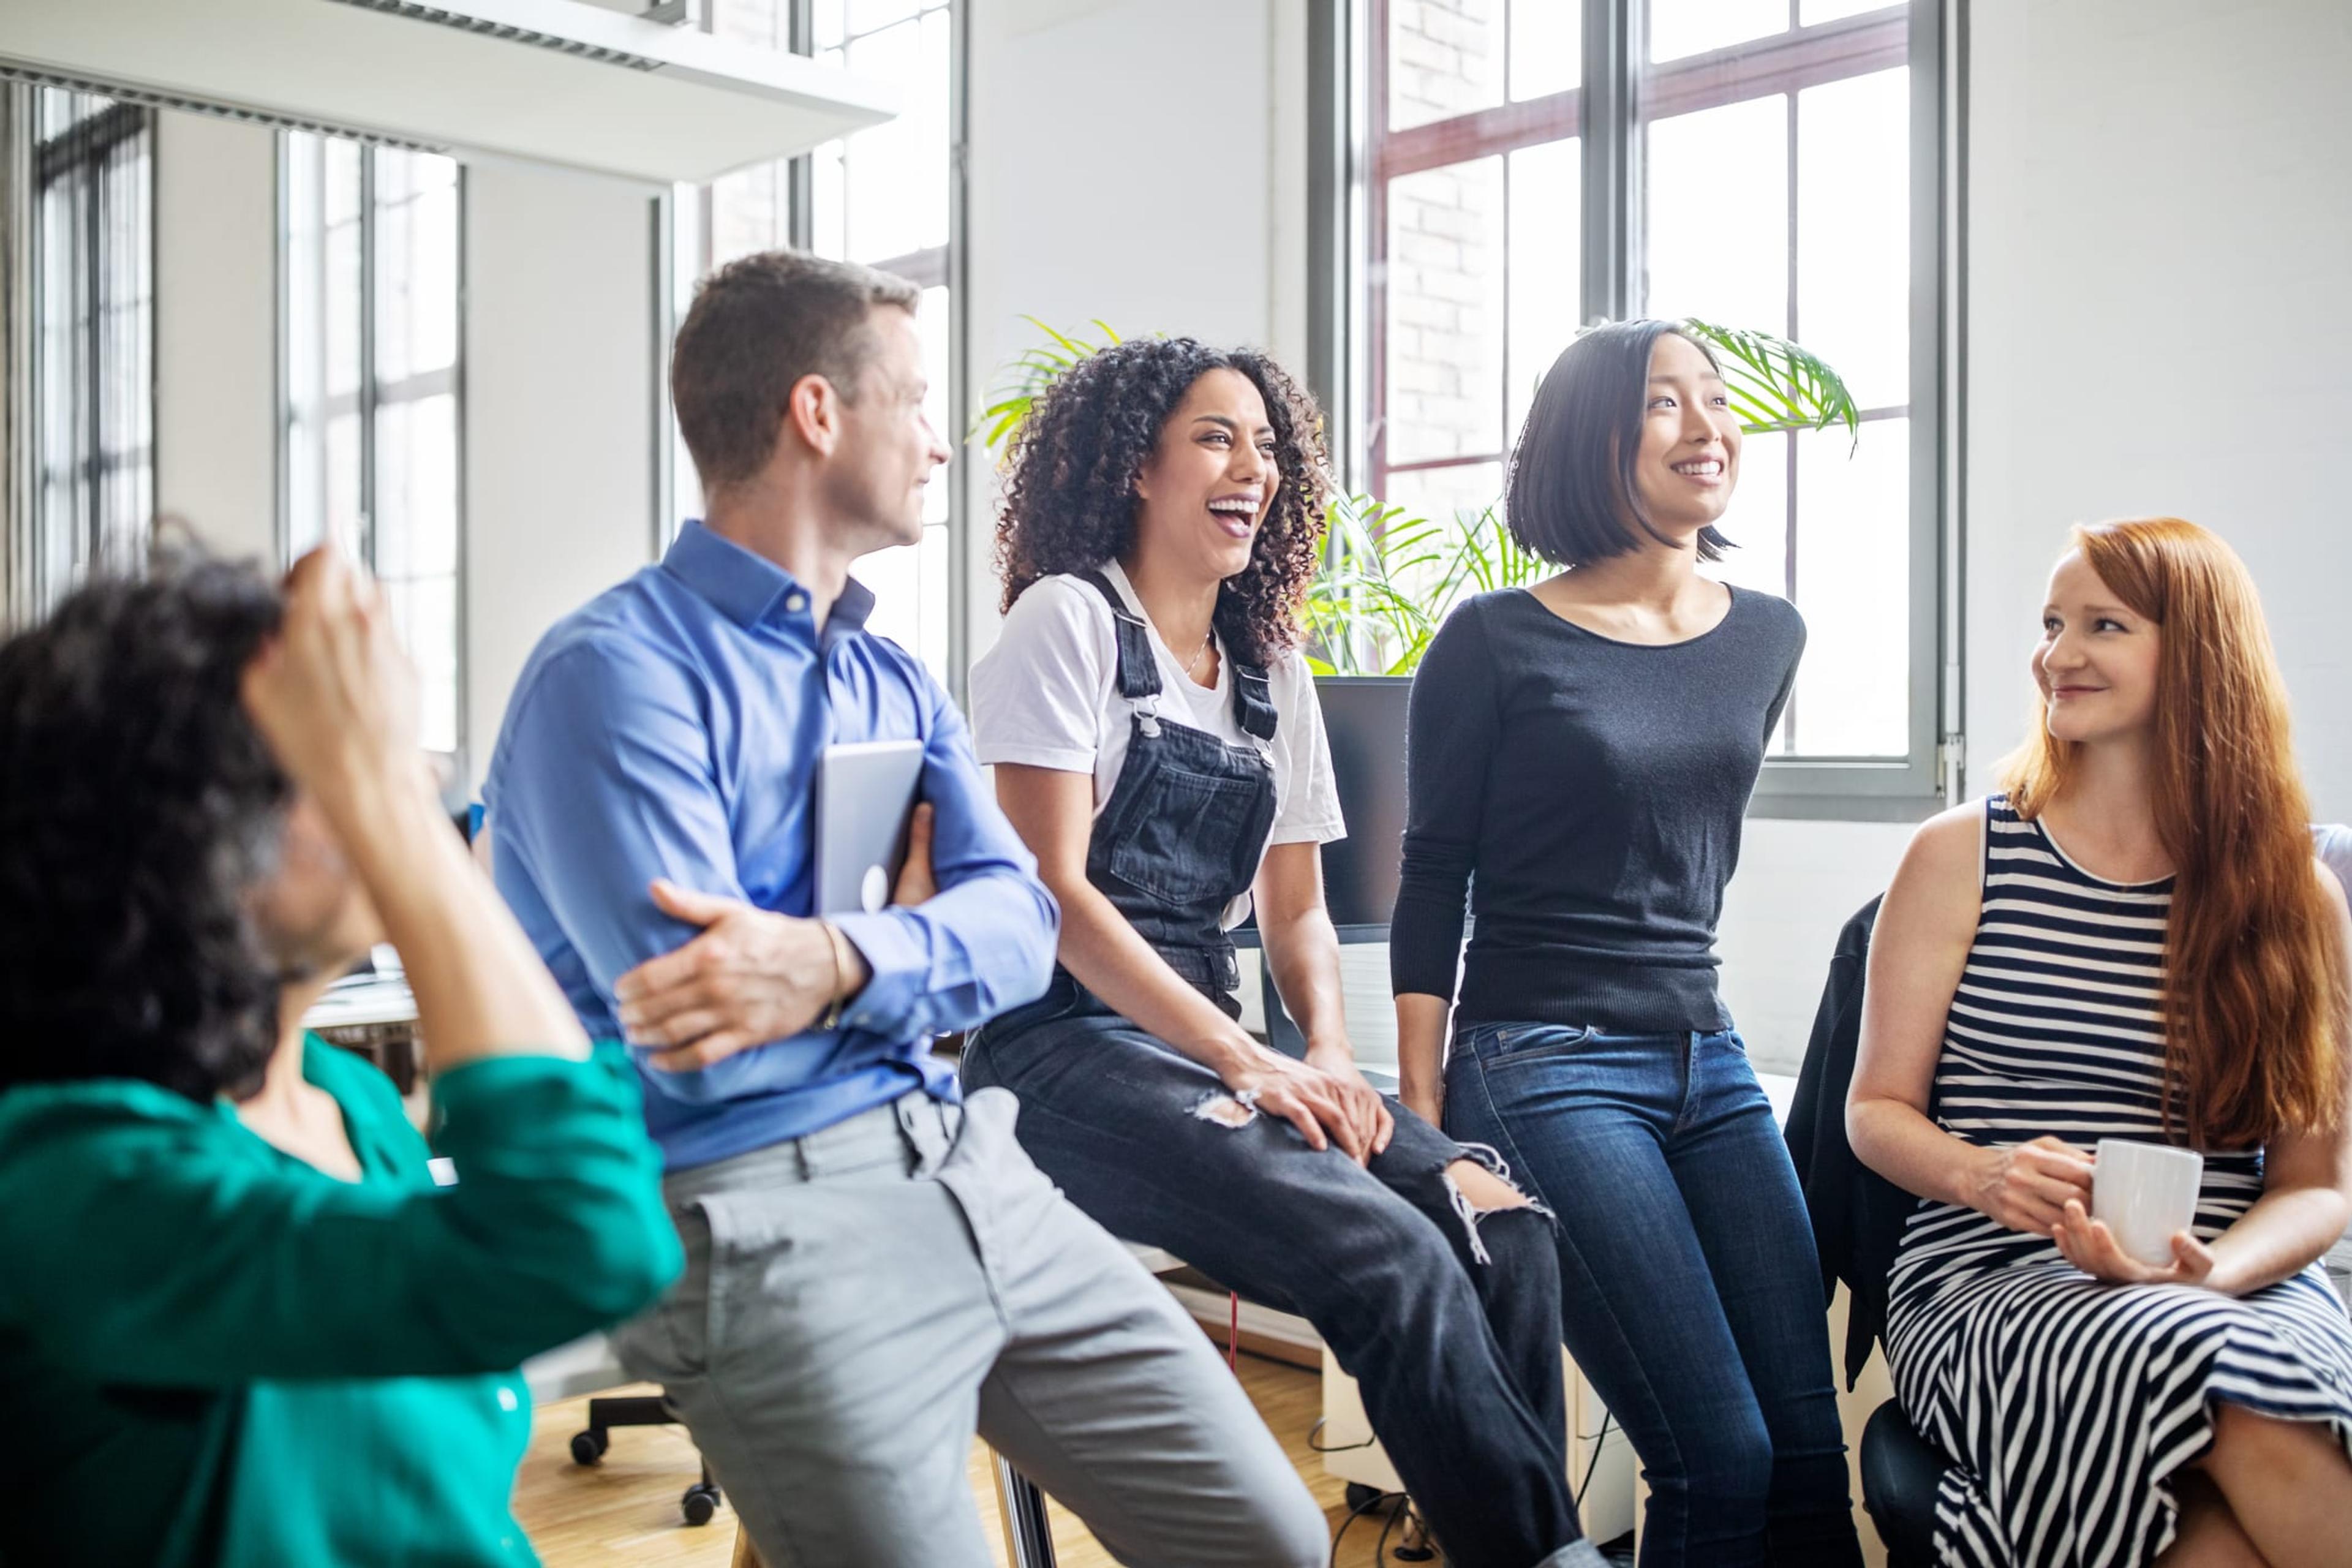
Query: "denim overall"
1071 568 1280 1009
963 570 1591 1568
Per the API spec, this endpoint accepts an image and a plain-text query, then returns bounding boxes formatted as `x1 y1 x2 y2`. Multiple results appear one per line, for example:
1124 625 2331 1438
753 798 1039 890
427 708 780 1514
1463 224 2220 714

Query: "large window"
22 89 152 614
1360 1 1943 813
281 133 465 762
667 0 960 684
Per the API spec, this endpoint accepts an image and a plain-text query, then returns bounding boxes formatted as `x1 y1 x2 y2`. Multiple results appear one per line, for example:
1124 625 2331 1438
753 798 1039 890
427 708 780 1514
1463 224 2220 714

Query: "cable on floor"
1305 1417 1377 1454
1328 1485 1400 1567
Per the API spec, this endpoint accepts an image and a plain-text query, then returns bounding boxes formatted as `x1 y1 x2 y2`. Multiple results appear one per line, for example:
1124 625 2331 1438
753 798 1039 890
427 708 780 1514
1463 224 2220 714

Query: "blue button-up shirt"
484 522 1060 1170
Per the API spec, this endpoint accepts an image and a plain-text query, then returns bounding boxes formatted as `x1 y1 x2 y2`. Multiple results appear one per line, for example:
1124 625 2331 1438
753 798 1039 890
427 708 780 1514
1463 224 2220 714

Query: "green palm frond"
970 317 1125 456
1680 318 1862 451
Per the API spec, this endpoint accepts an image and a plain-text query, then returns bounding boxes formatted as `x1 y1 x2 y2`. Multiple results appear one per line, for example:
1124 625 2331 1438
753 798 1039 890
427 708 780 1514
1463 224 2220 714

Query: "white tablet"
813 739 925 915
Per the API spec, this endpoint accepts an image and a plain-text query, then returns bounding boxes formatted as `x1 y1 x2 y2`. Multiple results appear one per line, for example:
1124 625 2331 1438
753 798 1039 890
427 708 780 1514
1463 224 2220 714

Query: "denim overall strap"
1077 569 1279 739
1071 570 1279 1012
1230 659 1278 741
1078 570 1163 701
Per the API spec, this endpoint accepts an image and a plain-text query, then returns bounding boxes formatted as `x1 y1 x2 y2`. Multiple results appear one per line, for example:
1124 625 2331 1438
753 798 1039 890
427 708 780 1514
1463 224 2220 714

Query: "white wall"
1717 821 1914 1069
962 0 1305 655
154 111 277 565
462 157 660 786
1965 0 2352 821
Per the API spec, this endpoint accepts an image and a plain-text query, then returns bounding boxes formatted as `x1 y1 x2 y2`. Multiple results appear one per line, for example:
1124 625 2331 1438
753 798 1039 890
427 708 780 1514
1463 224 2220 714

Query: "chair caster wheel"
682 1482 722 1526
1343 1482 1383 1513
568 1429 608 1466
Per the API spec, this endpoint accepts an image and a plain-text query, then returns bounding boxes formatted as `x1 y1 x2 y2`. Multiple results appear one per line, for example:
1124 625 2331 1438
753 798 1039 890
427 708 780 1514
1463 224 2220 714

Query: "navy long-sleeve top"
1390 586 1802 1033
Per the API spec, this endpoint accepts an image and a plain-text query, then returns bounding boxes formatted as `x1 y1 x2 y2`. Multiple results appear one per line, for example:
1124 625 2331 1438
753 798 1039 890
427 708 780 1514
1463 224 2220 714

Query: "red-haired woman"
1852 518 2352 1566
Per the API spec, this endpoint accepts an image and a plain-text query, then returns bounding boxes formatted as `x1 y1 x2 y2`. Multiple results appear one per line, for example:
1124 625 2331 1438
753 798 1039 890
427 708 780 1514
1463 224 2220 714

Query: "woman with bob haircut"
1394 318 1864 1566
966 336 1603 1568
1852 517 2352 1567
0 548 678 1566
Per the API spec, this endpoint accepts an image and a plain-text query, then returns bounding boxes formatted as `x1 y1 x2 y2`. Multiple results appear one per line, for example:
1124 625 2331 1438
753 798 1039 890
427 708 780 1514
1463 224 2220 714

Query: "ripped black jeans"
966 973 1586 1568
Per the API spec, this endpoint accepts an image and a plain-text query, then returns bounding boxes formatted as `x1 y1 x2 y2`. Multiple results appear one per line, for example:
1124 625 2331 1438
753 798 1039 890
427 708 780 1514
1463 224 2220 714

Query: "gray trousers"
612 1087 1329 1568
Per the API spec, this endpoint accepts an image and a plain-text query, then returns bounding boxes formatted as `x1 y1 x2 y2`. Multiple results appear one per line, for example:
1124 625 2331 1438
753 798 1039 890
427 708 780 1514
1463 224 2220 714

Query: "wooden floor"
513 1357 1419 1568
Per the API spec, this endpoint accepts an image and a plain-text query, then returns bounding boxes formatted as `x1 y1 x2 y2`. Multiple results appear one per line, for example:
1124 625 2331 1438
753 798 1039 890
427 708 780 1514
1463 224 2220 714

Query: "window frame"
15 88 154 618
1327 0 1956 820
274 131 470 772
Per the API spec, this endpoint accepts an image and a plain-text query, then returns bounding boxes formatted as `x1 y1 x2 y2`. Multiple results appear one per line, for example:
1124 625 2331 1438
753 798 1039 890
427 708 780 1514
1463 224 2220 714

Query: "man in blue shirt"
485 252 1322 1568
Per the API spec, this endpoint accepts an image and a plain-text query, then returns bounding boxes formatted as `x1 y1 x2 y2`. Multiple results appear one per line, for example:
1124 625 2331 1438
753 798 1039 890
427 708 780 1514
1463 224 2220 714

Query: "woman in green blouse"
0 548 680 1566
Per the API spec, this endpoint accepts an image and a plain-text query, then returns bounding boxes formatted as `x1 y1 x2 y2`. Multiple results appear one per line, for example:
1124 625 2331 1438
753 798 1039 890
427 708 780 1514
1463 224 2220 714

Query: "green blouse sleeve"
0 1043 680 1385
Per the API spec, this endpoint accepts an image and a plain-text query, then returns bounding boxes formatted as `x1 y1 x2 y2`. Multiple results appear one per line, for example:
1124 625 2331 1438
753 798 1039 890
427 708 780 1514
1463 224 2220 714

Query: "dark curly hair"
995 338 1330 666
0 555 290 1102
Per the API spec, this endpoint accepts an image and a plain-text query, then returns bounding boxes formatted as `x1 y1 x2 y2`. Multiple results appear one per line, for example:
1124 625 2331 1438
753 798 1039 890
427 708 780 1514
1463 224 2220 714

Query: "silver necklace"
1184 627 1215 682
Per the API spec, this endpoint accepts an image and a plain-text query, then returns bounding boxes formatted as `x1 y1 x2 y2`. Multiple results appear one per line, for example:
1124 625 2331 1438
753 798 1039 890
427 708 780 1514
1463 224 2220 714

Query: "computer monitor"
1313 676 1412 933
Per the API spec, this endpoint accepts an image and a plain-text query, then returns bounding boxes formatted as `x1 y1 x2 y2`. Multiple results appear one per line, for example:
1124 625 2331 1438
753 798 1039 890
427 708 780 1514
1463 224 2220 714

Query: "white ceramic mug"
2092 1138 2204 1267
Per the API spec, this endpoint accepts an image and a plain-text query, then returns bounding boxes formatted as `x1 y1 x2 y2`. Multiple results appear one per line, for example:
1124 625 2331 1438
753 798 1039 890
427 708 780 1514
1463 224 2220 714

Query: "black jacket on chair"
1782 895 1922 1389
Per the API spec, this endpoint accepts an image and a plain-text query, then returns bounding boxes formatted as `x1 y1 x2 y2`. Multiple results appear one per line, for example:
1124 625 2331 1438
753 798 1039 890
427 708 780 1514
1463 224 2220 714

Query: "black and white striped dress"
1887 796 2352 1567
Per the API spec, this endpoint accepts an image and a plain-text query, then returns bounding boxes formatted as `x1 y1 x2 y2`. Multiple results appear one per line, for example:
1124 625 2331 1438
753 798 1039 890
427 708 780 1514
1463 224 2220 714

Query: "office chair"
568 1395 722 1525
570 1398 1060 1565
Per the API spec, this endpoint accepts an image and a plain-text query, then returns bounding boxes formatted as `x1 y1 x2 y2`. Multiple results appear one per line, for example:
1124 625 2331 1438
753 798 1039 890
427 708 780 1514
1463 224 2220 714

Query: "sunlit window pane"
1643 94 1787 336
1800 0 1898 24
711 159 789 265
1382 461 1506 538
323 143 364 401
374 393 459 581
713 0 787 50
284 134 463 758
1385 156 1506 466
809 137 846 259
1796 67 1907 409
920 285 951 526
323 137 361 227
1505 138 1578 443
840 13 949 262
1649 0 1791 64
325 412 363 557
1509 0 1581 100
33 92 157 594
860 539 921 647
374 152 459 385
384 576 461 755
848 0 922 37
1382 461 1510 630
1788 418 1907 756
812 0 846 48
918 522 949 679
1703 426 1789 603
1390 0 1504 133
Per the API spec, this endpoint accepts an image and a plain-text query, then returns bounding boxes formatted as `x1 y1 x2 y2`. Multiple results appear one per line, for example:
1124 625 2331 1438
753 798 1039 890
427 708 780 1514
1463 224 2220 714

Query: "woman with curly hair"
0 548 677 1566
966 337 1600 1568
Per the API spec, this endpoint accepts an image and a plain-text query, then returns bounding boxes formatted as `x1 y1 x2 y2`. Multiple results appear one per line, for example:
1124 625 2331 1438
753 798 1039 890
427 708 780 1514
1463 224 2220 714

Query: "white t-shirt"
970 560 1345 928
2317 823 2351 900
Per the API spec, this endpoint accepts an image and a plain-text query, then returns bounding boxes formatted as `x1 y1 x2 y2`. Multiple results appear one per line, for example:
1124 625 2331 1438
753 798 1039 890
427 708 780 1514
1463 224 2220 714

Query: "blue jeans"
968 974 1594 1568
1445 1021 1861 1568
